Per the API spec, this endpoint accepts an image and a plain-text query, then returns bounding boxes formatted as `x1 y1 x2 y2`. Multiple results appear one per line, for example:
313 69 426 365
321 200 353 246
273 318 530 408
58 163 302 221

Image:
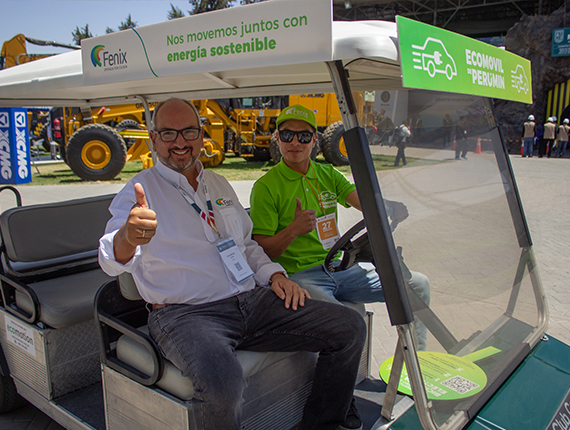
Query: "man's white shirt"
99 161 284 305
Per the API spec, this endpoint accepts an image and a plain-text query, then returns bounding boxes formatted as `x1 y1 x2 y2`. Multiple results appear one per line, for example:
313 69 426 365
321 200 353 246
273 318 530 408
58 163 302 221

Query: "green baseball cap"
276 104 317 130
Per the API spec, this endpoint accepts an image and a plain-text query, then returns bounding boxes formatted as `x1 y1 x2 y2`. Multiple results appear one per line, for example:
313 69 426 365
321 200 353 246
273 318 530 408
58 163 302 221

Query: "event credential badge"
216 237 255 283
316 213 340 250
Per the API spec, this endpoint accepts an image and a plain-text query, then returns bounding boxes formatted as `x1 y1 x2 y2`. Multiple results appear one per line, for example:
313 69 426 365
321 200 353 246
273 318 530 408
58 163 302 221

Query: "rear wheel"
0 374 26 413
66 124 127 181
322 122 349 166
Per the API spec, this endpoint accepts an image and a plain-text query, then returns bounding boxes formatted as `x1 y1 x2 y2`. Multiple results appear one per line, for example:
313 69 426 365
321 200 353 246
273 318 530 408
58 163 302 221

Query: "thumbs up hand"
290 197 316 237
126 183 157 246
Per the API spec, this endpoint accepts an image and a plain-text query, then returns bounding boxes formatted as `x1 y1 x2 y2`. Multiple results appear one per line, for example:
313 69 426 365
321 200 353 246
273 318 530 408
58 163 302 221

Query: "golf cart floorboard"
13 380 105 430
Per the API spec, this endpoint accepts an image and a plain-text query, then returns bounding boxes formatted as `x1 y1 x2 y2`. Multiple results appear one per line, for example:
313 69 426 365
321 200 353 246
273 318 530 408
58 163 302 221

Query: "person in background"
455 116 468 160
394 120 412 167
442 114 453 147
557 118 569 158
522 115 536 158
541 117 556 158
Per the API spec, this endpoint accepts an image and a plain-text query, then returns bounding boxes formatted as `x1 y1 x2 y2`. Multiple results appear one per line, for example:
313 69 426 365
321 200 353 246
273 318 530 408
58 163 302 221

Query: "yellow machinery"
0 34 79 69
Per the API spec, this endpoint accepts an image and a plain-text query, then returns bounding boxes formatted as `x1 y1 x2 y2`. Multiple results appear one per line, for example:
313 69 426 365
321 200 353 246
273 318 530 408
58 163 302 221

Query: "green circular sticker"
379 351 487 400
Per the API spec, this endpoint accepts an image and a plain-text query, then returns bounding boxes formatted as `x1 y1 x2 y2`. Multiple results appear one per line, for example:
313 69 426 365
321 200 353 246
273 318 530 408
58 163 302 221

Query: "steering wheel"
325 219 412 281
325 220 374 272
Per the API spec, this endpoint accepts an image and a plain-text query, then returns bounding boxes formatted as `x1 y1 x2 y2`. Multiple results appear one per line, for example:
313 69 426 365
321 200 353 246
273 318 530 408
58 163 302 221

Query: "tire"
250 145 271 162
66 124 127 181
0 374 26 413
269 130 320 165
116 119 140 148
38 123 51 152
269 131 281 164
322 121 349 166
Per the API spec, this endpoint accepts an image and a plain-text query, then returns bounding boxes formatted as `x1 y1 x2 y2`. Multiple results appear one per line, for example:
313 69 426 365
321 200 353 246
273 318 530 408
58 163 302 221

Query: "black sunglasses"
278 129 315 144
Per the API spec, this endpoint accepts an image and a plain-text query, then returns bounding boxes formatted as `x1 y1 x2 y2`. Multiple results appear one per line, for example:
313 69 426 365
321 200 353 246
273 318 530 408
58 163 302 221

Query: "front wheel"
66 124 127 181
0 374 26 413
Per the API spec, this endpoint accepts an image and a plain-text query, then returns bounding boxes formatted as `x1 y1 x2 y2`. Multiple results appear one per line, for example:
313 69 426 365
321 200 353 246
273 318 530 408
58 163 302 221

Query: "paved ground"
1 154 568 429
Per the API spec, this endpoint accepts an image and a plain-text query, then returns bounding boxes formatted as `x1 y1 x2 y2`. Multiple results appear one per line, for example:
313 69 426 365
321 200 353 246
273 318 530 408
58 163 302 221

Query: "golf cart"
0 1 568 429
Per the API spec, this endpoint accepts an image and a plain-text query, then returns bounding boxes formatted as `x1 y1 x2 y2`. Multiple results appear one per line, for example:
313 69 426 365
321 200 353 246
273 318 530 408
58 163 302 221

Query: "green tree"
71 24 93 45
168 3 185 19
188 0 232 15
105 27 115 34
240 0 267 4
118 14 138 31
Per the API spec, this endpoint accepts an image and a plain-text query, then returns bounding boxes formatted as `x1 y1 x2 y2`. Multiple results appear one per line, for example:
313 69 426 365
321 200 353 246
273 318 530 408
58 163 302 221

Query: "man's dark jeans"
149 287 367 430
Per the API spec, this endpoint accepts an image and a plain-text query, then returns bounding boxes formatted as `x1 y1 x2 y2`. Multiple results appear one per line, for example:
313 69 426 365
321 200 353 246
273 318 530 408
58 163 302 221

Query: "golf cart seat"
95 272 372 430
0 194 116 399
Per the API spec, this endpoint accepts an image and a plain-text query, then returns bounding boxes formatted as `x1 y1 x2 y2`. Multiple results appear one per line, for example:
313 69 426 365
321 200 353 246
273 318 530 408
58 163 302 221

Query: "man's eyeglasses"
278 129 315 144
155 127 202 142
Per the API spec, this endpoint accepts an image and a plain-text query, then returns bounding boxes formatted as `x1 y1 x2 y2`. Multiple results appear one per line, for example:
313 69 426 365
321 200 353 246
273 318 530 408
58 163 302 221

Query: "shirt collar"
156 159 204 188
277 159 316 181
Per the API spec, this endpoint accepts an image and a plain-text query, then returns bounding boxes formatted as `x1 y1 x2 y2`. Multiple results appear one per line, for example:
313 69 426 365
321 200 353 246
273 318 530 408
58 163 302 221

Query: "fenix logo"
91 45 128 68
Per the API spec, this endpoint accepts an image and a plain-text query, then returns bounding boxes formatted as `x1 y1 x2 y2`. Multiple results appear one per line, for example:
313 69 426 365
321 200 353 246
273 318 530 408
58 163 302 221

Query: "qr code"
440 376 479 394
234 262 243 271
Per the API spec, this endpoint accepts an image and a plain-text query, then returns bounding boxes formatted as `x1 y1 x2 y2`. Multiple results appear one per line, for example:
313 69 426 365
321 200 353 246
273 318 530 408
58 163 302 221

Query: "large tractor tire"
250 145 271 162
38 123 51 152
66 124 127 181
0 374 26 413
116 119 141 148
322 121 349 166
269 130 321 165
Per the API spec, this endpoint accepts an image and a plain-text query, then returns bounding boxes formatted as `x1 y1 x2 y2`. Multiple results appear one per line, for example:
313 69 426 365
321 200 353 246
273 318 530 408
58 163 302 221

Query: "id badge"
316 213 340 250
216 237 255 283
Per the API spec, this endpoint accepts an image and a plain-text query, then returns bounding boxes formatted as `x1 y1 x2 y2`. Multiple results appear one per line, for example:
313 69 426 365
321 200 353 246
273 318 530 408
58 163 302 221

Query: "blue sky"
2 0 200 54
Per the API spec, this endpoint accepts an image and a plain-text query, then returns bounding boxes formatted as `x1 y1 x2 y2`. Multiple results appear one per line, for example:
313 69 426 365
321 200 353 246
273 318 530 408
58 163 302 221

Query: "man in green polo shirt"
250 104 431 430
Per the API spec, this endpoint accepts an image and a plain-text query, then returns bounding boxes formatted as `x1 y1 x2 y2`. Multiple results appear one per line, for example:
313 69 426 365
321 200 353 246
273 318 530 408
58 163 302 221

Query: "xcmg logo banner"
0 108 32 185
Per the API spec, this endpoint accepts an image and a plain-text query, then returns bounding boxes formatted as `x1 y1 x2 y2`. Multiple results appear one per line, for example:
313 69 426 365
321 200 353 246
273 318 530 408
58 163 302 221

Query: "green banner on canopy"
397 16 532 104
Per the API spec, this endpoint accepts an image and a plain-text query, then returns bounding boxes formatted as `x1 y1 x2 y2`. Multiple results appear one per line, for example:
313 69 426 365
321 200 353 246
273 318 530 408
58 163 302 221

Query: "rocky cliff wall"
494 5 570 150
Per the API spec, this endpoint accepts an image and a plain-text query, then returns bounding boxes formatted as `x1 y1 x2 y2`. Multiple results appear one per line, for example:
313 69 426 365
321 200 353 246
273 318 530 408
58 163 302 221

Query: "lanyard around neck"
157 169 219 236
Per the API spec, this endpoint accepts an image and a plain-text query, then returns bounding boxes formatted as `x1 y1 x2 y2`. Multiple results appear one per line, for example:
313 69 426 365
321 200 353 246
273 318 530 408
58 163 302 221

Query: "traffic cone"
452 137 457 150
475 137 482 154
520 140 524 155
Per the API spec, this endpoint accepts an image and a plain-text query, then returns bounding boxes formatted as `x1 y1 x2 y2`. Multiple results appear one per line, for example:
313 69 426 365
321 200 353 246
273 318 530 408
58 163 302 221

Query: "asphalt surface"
1 154 568 430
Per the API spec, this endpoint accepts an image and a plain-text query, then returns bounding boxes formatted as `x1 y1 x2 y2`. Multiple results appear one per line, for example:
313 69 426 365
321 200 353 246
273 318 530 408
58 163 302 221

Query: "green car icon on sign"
510 64 529 94
412 37 457 80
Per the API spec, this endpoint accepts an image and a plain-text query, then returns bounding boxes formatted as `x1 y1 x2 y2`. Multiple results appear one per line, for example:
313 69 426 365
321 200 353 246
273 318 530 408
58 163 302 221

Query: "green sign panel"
397 16 532 104
552 28 570 57
379 351 488 401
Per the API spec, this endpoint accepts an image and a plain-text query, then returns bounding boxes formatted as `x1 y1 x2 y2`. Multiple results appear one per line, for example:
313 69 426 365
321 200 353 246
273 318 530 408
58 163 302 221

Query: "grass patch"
26 153 439 186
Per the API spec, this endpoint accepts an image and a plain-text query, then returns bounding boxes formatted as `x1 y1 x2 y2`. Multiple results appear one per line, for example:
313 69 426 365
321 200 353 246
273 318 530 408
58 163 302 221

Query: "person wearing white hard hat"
557 118 570 158
522 115 536 157
541 117 556 158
